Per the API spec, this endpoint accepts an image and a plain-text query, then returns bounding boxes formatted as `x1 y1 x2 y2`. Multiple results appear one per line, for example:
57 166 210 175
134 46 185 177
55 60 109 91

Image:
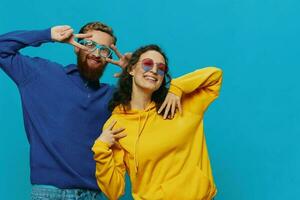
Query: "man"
0 22 180 199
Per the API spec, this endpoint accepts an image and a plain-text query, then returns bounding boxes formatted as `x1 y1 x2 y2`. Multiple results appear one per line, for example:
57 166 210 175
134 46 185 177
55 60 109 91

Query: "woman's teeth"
144 76 157 81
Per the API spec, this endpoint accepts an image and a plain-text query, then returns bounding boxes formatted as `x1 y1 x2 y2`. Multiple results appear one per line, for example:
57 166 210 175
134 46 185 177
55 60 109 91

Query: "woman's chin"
141 84 159 94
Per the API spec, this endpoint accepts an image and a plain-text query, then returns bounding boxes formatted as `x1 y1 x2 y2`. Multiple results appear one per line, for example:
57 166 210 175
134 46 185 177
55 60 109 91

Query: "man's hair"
78 21 117 44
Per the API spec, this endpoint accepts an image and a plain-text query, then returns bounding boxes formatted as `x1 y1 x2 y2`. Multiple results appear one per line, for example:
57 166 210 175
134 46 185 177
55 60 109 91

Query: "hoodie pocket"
160 166 213 200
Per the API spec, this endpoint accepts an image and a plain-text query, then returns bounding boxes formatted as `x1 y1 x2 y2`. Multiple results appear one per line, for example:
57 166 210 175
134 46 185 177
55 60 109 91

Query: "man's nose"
92 48 100 57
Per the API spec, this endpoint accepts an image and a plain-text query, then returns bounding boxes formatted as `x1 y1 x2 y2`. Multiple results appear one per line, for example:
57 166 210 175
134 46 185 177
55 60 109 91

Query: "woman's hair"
108 44 172 115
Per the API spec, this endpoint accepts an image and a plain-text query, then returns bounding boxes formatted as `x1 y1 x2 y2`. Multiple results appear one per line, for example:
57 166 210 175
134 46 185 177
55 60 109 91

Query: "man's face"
75 30 114 81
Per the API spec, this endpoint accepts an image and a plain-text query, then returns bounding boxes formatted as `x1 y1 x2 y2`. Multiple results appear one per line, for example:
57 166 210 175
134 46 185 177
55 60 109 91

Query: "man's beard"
77 53 107 81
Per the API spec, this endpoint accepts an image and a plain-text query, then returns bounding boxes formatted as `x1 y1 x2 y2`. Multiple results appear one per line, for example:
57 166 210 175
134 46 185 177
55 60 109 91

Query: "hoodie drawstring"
134 110 150 174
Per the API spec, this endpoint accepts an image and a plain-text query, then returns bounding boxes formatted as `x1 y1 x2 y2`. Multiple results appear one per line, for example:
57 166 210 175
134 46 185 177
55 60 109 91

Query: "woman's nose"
150 65 158 74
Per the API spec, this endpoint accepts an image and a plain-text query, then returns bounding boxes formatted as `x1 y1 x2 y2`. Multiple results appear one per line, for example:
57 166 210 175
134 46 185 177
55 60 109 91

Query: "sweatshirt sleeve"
0 28 53 86
169 67 223 115
92 120 126 200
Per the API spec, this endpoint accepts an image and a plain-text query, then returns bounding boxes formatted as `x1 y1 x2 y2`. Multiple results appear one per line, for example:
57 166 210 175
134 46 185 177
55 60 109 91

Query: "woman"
92 44 223 200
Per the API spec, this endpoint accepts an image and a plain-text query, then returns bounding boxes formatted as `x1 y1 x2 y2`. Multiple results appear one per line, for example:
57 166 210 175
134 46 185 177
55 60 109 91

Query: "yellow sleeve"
169 67 223 115
92 118 126 200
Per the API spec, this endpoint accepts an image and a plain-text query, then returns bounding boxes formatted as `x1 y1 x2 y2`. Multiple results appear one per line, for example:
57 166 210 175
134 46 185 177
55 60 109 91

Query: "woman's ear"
127 65 135 76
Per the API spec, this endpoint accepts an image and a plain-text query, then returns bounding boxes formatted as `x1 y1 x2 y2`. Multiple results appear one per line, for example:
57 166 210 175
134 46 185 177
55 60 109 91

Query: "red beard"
77 53 107 81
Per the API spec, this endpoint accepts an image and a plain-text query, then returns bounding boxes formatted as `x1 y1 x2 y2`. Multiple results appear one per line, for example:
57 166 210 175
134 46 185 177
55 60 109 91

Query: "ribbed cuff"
169 84 183 97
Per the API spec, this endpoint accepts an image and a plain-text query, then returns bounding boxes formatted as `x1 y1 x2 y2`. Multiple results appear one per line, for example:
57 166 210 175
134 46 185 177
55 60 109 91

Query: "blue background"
1 0 299 199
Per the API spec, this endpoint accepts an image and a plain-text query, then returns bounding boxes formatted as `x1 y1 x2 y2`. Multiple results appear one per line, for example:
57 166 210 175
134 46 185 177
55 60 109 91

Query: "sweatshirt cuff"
44 28 54 43
169 84 183 98
40 27 54 42
29 28 54 46
92 139 111 152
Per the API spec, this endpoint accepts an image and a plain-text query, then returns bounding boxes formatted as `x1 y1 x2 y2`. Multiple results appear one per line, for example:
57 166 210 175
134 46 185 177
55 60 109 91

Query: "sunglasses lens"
99 47 111 58
157 63 167 72
141 58 167 76
84 40 96 51
142 59 154 67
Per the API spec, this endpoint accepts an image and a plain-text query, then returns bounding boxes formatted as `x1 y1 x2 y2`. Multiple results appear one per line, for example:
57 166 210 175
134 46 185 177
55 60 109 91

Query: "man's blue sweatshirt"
0 28 115 190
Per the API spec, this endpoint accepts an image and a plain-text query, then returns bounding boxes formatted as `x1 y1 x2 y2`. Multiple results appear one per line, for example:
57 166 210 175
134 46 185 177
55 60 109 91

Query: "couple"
0 21 222 200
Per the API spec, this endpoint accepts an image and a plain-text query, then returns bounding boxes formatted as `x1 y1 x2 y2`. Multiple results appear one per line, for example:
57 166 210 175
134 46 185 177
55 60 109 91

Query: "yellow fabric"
92 67 223 200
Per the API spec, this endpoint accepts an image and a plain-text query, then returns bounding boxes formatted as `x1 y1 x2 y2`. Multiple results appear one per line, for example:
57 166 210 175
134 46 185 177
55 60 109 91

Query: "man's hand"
158 92 182 119
105 44 132 78
97 120 126 147
51 25 92 50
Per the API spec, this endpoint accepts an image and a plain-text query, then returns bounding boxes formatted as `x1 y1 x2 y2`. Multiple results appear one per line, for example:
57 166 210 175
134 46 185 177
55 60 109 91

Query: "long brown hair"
108 44 172 115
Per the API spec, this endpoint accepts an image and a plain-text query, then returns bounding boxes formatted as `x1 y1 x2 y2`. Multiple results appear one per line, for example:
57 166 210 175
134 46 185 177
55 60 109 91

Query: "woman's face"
130 50 166 94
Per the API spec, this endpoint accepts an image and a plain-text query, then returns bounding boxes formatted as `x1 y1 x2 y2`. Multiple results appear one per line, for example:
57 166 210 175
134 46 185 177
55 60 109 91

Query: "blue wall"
0 0 299 199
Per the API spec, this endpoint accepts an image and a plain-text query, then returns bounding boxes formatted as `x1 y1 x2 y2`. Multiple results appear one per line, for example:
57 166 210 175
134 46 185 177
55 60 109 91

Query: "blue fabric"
0 29 115 190
31 185 107 200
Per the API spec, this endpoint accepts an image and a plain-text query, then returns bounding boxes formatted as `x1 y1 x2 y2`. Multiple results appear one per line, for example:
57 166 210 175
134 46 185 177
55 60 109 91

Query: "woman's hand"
51 25 92 50
97 120 126 147
158 92 182 119
105 44 132 77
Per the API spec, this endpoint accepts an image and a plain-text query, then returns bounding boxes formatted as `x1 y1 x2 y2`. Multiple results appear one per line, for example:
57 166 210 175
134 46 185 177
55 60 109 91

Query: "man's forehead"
86 30 114 46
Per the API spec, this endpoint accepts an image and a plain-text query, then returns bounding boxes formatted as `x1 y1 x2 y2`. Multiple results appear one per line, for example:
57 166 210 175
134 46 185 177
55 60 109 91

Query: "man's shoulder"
101 83 116 91
63 64 78 74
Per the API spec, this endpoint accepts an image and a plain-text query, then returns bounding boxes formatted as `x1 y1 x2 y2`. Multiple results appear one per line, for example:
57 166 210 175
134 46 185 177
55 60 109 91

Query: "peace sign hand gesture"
105 44 132 78
51 25 92 50
97 120 126 147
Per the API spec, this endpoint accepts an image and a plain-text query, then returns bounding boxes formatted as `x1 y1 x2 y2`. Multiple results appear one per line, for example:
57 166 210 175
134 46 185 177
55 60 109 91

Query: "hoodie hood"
112 101 157 115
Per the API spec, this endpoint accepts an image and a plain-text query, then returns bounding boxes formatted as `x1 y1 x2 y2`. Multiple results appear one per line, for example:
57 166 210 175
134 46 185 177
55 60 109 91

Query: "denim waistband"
31 185 103 200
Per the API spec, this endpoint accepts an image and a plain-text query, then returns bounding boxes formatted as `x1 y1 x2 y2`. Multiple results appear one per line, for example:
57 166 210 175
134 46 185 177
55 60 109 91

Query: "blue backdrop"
0 0 299 199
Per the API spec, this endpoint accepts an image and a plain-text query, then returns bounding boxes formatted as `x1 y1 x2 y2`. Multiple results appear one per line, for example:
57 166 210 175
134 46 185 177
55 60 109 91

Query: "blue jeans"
31 185 107 200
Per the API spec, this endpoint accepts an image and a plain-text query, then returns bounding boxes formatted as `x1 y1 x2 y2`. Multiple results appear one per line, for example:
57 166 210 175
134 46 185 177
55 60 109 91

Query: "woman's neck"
130 85 152 110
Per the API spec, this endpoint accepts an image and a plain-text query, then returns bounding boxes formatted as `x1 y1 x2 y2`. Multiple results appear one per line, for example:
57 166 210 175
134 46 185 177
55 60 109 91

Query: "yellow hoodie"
92 67 223 200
